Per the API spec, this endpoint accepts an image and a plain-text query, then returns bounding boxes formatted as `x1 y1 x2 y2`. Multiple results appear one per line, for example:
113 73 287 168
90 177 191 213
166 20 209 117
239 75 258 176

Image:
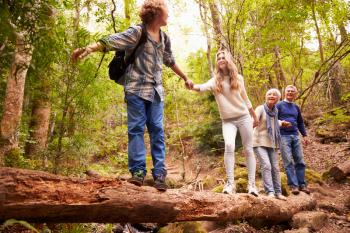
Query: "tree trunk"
326 61 343 107
338 22 347 43
124 0 134 27
198 0 214 76
0 32 33 164
273 46 287 90
329 159 350 182
311 1 324 63
208 1 225 49
0 167 317 224
25 85 51 157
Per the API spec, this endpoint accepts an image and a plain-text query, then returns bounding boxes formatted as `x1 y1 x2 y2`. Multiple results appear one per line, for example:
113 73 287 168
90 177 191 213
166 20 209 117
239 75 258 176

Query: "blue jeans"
280 135 306 188
125 93 166 178
254 146 282 194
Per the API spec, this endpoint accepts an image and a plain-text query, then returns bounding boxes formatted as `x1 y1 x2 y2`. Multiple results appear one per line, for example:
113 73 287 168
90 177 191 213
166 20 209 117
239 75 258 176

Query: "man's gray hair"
285 85 298 93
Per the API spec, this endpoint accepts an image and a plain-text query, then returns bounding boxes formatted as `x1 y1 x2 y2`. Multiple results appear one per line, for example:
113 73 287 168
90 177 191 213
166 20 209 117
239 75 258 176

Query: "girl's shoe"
248 186 259 197
223 182 235 195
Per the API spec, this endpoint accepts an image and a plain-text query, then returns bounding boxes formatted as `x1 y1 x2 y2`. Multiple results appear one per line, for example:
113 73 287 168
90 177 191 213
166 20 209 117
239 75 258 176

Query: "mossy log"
329 159 350 181
0 167 316 224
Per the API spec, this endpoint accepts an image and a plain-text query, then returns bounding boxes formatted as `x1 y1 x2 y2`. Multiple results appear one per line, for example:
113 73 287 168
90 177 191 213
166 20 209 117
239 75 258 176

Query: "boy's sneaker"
248 186 259 197
223 182 235 195
299 185 311 194
276 193 287 201
154 175 168 191
128 171 145 186
291 186 300 195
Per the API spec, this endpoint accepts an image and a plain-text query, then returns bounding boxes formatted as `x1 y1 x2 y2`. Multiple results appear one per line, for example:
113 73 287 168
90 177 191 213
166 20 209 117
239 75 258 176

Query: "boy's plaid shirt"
100 25 175 102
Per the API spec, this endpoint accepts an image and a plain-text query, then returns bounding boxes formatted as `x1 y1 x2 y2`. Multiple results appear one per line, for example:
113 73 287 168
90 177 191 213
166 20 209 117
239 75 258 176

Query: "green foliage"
305 168 324 185
159 222 206 233
212 184 224 193
4 148 29 168
317 107 350 125
341 92 350 102
202 175 217 189
1 219 40 233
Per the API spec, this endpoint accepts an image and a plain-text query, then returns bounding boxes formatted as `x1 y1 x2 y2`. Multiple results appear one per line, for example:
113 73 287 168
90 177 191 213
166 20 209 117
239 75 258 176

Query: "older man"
276 85 310 195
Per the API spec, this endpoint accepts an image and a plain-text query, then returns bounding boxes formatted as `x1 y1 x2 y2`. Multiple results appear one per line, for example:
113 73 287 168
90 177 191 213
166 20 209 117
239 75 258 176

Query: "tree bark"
208 1 225 49
198 0 214 76
311 0 324 63
0 32 33 164
25 85 51 157
337 22 347 43
0 167 316 224
273 46 287 90
329 159 350 182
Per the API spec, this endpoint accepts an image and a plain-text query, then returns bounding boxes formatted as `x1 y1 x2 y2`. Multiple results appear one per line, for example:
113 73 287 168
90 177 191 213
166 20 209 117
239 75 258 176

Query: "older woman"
192 50 259 196
72 0 193 191
253 88 287 200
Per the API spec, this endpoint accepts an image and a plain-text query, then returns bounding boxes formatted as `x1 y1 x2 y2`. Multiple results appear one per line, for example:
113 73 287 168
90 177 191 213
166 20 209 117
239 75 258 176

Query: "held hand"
281 120 292 128
71 47 92 63
185 79 194 90
253 118 259 128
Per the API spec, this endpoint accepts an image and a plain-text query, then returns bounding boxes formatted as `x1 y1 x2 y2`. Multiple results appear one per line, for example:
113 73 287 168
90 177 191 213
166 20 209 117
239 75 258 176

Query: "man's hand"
185 79 194 90
71 47 92 63
302 137 310 146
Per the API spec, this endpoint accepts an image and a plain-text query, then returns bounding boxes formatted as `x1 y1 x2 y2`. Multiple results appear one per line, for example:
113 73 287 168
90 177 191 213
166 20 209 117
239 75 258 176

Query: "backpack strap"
125 24 147 66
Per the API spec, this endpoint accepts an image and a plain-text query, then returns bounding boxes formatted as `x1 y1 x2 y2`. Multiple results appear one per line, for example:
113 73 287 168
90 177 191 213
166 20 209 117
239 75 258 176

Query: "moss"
235 154 246 167
202 175 217 189
166 177 182 189
280 172 290 196
305 169 324 185
212 184 224 193
4 148 30 168
315 127 328 137
236 178 248 193
87 163 116 177
235 167 248 180
322 171 332 180
158 222 206 233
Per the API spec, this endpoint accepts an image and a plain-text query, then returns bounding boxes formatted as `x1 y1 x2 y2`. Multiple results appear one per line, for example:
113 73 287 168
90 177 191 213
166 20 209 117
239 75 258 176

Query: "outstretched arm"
71 42 105 62
72 26 141 63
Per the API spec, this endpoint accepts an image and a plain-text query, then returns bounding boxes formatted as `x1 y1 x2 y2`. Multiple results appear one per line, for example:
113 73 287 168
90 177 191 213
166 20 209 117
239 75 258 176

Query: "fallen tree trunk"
0 167 316 224
329 159 350 181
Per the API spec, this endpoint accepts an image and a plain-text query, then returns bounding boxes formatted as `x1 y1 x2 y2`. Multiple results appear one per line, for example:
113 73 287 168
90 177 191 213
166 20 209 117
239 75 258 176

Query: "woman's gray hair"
266 88 281 100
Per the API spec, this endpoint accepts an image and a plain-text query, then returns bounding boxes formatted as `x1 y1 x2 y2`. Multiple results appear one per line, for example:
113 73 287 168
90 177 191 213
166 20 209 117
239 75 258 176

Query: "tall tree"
0 32 33 163
198 0 214 76
208 0 225 49
311 0 325 63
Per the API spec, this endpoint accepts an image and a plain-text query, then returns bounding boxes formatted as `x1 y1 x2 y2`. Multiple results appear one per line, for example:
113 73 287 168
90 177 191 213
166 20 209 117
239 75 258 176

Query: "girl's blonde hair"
214 50 239 93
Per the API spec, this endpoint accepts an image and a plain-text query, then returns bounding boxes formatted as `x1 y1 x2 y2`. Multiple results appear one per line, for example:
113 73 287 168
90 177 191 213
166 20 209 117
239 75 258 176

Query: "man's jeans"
125 93 166 178
280 135 306 188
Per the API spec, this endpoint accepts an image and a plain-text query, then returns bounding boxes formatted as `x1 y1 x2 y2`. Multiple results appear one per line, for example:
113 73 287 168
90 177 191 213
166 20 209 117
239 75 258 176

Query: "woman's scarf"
263 103 281 147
